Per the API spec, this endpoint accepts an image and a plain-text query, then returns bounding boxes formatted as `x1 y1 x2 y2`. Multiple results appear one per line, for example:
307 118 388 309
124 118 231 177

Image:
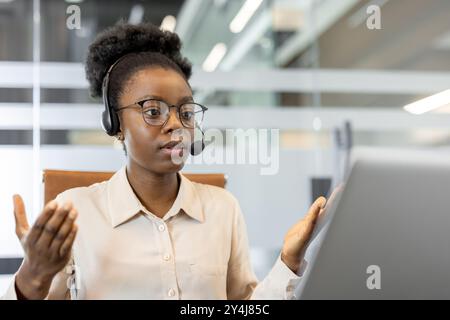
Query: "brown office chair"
43 169 226 204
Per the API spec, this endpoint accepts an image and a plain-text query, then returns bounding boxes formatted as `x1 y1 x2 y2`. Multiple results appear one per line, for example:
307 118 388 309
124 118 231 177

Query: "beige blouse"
2 166 301 299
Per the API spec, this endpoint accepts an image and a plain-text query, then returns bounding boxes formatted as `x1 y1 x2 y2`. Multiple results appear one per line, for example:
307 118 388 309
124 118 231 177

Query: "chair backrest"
43 169 226 204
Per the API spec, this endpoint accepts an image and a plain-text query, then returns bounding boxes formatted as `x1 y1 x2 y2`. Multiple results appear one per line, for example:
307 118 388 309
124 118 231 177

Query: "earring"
117 132 124 141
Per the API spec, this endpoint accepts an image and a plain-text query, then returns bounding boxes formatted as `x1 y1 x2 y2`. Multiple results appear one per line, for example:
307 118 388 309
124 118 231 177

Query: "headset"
101 54 205 156
101 55 128 136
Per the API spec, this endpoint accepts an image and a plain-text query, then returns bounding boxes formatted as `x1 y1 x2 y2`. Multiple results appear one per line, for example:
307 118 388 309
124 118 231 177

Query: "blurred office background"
1 0 450 292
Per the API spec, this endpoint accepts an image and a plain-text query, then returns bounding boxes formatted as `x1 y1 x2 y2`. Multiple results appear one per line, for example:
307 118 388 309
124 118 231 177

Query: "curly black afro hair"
85 21 192 108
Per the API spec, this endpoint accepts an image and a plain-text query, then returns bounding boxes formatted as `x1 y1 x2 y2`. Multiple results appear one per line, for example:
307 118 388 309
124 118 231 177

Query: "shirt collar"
107 166 204 228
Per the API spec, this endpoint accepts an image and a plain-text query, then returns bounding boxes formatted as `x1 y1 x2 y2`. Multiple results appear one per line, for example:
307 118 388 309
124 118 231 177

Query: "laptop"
297 148 450 299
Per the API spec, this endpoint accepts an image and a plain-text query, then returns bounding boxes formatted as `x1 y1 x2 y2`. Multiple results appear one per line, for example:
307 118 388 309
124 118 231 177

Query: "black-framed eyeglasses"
116 98 208 129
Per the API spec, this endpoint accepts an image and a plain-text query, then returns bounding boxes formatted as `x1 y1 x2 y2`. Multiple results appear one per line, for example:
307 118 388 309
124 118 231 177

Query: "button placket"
156 220 179 299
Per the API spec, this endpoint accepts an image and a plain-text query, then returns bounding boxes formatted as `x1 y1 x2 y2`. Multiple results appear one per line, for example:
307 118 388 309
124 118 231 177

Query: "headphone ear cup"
101 71 120 136
102 107 120 136
101 108 113 136
110 109 120 136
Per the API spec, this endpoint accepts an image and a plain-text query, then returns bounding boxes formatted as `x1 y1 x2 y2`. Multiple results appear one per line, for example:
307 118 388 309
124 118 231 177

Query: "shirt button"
168 288 176 297
163 254 171 261
158 224 165 232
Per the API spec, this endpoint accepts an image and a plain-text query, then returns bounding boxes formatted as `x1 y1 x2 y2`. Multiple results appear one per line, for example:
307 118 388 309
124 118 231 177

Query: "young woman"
3 22 328 300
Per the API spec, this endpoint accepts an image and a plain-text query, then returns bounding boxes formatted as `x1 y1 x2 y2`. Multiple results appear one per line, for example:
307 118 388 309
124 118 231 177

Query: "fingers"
300 197 327 237
26 200 58 244
13 194 29 240
49 208 78 254
287 196 327 238
305 196 327 223
59 225 78 258
317 207 326 220
289 196 326 235
318 186 344 219
35 201 73 249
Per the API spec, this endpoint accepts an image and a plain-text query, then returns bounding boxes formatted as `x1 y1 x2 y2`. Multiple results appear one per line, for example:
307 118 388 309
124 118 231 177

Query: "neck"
126 161 180 219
